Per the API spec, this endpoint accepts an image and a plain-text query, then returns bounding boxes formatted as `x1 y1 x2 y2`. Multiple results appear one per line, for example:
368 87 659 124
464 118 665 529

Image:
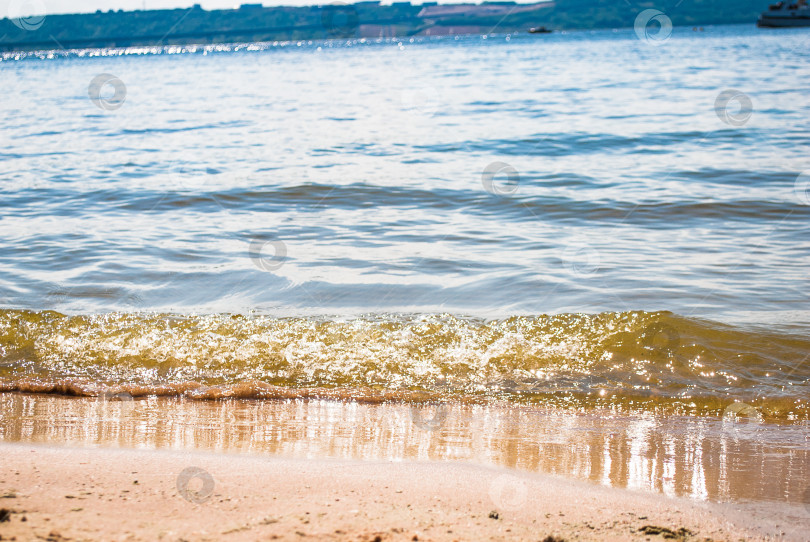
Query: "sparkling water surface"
1 25 809 326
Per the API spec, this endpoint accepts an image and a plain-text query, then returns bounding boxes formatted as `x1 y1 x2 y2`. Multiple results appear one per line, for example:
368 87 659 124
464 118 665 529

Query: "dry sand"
2 443 806 541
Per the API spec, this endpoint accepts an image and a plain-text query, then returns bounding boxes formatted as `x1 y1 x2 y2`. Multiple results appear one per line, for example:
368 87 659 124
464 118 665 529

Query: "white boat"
758 0 810 27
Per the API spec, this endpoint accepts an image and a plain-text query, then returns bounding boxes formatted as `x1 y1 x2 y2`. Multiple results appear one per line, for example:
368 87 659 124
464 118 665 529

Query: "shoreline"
2 442 804 541
1 393 808 508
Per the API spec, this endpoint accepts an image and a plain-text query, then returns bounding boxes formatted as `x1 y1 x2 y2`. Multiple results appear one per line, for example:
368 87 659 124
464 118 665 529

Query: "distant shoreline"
0 0 767 53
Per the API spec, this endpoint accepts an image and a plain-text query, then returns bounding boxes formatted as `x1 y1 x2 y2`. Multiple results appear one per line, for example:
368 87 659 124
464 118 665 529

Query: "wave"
6 181 807 225
1 309 808 419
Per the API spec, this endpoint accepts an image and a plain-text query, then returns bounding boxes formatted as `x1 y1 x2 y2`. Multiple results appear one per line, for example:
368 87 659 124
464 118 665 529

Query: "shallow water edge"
2 392 808 508
2 309 809 420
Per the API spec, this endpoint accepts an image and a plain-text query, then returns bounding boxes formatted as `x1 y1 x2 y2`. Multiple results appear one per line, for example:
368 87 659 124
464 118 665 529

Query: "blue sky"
4 0 504 16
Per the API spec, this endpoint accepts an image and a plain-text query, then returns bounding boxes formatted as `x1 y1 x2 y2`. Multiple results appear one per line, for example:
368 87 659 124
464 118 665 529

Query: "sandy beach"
4 4 810 541
1 442 806 542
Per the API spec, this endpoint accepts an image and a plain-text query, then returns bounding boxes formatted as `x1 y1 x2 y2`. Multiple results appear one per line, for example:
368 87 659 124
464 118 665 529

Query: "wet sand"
2 393 808 505
2 442 804 542
1 393 809 541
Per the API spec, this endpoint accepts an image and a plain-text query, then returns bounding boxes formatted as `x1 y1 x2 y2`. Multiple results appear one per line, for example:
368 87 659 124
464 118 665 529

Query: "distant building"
418 1 553 18
238 3 263 11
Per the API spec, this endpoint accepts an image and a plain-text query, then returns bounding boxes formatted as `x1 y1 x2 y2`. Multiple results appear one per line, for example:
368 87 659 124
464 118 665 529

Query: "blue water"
1 24 809 327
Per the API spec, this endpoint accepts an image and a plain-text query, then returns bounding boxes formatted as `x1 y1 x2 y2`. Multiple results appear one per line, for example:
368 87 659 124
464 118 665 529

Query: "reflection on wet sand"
1 392 808 507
